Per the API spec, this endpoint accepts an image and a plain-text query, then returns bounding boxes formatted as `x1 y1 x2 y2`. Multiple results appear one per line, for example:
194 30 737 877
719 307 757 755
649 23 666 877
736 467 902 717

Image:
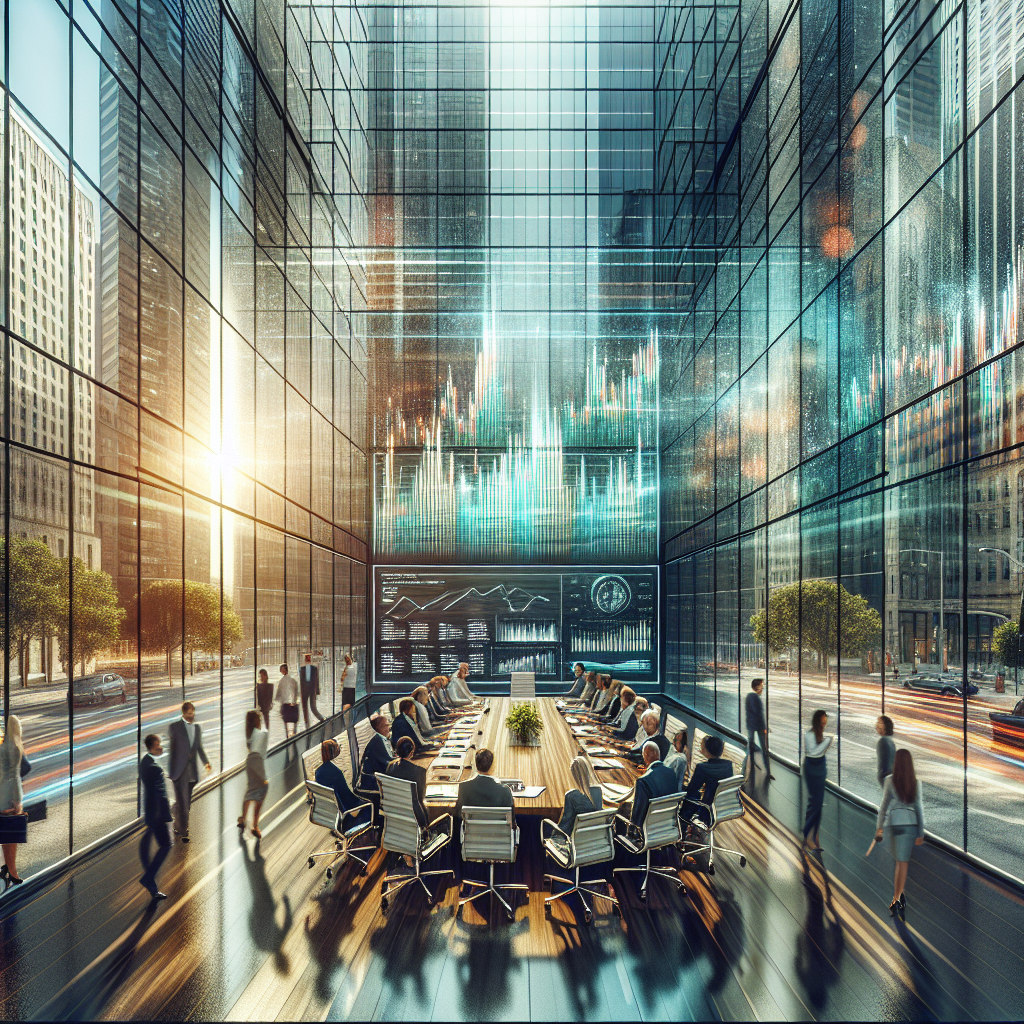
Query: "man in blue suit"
624 740 678 826
390 698 438 756
682 735 734 827
139 733 173 900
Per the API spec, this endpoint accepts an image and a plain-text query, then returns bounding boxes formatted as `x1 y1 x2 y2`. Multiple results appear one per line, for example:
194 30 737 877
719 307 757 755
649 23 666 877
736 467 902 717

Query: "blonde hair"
412 686 429 702
2 715 24 757
569 755 600 797
620 686 636 706
634 697 649 714
608 680 623 695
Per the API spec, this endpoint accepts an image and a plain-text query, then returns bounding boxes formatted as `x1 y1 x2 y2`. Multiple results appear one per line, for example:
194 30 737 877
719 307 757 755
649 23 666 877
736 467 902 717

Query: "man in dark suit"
683 736 735 827
743 677 774 780
357 715 394 797
299 654 325 730
385 736 430 825
454 748 514 821
138 733 173 900
625 709 671 763
390 698 437 756
168 701 211 843
624 741 678 826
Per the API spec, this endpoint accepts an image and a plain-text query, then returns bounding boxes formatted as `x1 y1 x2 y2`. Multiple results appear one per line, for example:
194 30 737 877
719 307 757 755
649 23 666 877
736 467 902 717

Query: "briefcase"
0 813 28 844
25 799 47 823
281 703 299 725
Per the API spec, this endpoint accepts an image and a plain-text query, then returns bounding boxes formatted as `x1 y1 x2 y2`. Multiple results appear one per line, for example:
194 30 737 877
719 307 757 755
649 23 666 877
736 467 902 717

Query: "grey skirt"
886 824 917 862
244 751 268 803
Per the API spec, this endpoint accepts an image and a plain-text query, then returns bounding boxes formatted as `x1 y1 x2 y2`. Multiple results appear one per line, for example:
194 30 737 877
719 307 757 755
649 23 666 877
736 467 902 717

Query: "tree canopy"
993 620 1023 669
750 578 882 684
56 556 125 675
138 579 244 680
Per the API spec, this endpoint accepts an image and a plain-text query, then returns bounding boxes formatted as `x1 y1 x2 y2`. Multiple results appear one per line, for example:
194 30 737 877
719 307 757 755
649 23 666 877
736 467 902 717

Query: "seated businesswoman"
596 680 623 721
391 698 436 755
584 675 609 714
314 739 370 826
576 670 598 705
558 756 604 835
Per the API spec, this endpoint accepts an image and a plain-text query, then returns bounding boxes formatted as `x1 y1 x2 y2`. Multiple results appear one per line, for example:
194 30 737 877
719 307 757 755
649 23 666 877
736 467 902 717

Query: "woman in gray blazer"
873 748 924 920
558 756 603 835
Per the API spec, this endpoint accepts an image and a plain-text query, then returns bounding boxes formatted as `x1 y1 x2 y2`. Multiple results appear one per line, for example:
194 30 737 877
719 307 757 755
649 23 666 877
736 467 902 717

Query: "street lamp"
902 547 946 671
978 547 1024 696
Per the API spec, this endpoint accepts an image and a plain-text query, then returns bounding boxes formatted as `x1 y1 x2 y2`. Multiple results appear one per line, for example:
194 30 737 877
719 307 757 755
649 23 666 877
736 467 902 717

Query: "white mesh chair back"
568 807 617 867
710 774 745 826
642 792 684 849
510 672 536 699
306 780 342 831
376 772 421 858
461 806 517 864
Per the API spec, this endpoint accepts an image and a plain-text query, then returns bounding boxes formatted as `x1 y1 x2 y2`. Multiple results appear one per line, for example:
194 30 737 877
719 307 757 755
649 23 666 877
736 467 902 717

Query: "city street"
8 667 341 877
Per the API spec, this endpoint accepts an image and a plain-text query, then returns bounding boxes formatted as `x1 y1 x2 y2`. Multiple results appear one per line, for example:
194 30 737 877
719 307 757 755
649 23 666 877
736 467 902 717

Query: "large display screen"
374 566 657 684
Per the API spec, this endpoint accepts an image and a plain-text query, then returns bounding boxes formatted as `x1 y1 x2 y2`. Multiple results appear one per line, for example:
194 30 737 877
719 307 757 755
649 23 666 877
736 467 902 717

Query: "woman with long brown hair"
801 709 833 851
873 748 924 919
239 709 269 838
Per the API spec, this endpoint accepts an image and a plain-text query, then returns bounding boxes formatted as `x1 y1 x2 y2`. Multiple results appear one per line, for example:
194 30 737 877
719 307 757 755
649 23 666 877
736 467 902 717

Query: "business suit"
168 719 209 837
682 756 734 827
391 713 433 756
357 732 394 795
454 773 514 820
611 712 640 744
626 731 670 764
315 760 370 827
386 757 430 825
562 671 586 698
743 691 769 774
628 761 677 826
598 696 621 722
557 785 602 834
300 664 325 728
139 753 173 893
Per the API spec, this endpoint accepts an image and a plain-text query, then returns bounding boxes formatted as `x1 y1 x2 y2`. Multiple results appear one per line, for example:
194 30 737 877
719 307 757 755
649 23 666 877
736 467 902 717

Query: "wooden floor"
1 715 1023 1022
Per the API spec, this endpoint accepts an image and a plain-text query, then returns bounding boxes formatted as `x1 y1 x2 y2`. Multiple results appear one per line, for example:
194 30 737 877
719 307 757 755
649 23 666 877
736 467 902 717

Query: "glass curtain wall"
659 0 1024 877
0 0 371 880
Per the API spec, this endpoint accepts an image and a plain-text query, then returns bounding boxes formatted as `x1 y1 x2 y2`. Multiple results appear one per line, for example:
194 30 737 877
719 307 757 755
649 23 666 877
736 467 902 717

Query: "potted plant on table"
506 701 544 747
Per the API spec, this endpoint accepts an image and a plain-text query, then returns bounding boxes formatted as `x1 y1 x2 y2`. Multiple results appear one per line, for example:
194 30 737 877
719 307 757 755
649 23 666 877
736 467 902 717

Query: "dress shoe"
180 835 190 843
151 891 168 901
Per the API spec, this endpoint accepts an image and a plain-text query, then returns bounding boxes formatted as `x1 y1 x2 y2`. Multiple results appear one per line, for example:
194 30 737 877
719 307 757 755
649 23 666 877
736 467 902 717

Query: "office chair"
540 806 620 924
458 806 527 920
613 792 686 900
679 774 747 875
375 772 453 912
305 779 375 881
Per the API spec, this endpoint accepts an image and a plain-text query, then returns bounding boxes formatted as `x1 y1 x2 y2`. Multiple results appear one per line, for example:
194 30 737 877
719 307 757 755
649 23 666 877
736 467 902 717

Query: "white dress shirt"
803 731 834 758
182 718 195 748
341 661 359 689
275 673 298 704
248 726 269 759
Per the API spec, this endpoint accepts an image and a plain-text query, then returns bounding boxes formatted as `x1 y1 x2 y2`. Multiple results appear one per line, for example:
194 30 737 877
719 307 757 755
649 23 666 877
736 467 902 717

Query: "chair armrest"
612 812 635 834
540 816 569 845
340 800 374 828
427 812 453 840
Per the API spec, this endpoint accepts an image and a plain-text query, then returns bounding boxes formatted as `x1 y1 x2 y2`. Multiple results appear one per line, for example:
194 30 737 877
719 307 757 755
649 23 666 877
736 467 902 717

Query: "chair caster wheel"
639 889 647 902
584 911 593 924
507 910 514 921
308 857 315 869
613 904 621 917
709 863 716 876
426 899 433 908
380 880 387 894
740 856 747 868
380 897 389 913
544 903 552 917
359 867 368 877
326 868 333 880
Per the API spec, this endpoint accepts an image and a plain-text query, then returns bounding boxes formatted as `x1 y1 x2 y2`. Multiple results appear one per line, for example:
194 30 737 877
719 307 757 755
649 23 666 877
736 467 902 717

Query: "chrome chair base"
458 863 528 918
614 850 687 900
544 865 619 921
308 829 377 878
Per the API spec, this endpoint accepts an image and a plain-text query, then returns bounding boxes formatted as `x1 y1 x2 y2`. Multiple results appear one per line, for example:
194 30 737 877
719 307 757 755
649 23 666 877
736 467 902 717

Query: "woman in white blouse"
802 709 833 851
239 710 269 838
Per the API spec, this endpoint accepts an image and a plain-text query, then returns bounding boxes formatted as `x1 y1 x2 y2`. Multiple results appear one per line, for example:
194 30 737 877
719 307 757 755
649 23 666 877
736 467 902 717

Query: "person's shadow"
450 912 529 1019
242 838 292 973
794 855 844 1012
303 864 360 1004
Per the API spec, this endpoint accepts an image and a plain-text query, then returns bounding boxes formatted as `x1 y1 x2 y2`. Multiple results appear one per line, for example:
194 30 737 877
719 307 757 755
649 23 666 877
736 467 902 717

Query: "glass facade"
658 0 1024 876
1 0 370 878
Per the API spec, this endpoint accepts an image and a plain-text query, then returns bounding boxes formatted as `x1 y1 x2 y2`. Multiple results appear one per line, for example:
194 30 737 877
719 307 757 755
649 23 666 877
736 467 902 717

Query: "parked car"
902 675 977 698
990 699 1024 749
71 672 127 706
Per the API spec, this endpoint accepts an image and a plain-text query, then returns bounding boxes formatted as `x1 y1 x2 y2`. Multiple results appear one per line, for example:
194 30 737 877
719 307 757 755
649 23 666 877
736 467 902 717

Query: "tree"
993 620 1023 669
138 579 244 683
55 557 126 678
0 539 62 685
750 579 882 686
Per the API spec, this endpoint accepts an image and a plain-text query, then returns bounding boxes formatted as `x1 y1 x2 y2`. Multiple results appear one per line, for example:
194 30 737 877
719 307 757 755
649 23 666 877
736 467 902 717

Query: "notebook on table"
425 783 459 801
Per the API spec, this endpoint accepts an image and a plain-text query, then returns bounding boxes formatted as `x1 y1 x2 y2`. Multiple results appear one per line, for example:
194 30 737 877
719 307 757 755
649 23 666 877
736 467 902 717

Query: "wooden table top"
419 696 640 819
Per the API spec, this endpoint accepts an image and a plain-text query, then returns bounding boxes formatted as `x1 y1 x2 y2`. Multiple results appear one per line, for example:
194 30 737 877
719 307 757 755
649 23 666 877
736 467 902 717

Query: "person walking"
0 715 26 887
138 733 173 900
872 749 924 920
168 701 212 844
276 664 300 738
875 715 896 788
256 668 274 733
239 710 269 839
801 709 833 852
340 653 358 697
743 677 775 780
299 654 325 730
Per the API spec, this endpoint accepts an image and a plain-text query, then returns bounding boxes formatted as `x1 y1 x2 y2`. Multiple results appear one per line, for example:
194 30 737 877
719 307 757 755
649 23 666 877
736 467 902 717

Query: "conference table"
418 696 641 820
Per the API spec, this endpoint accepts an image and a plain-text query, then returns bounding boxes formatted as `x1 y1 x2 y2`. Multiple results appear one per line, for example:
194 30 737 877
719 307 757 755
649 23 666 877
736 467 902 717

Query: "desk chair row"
306 770 748 924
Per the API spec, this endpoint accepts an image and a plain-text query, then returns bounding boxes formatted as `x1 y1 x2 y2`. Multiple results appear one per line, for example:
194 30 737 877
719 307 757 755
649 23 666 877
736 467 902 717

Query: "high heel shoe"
898 893 906 920
888 898 900 917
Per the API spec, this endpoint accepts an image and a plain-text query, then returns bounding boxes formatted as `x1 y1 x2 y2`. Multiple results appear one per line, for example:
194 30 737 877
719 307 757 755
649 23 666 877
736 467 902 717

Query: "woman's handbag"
20 755 31 779
0 812 28 844
24 800 47 823
281 703 299 725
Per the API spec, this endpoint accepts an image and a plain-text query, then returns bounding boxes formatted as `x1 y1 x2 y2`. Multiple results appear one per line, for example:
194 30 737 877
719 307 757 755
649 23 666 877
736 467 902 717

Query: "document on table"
425 784 459 800
513 786 546 799
601 782 633 804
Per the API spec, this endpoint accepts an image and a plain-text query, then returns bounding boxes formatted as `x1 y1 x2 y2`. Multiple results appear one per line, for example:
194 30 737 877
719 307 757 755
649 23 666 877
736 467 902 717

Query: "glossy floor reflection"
1 729 1022 1022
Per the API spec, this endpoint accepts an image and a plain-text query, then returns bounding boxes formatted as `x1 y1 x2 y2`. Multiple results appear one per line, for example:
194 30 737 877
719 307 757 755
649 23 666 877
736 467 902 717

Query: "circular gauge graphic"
591 575 631 616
